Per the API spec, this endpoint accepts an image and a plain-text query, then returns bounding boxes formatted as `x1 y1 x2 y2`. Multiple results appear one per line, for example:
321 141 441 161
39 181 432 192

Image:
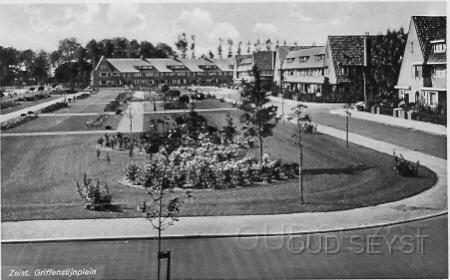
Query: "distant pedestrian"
96 144 101 159
106 153 111 162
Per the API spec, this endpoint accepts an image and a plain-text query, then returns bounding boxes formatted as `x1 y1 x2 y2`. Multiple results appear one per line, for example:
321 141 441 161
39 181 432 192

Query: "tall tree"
370 28 407 99
208 50 214 59
288 104 311 204
265 39 272 51
155 42 177 58
0 46 20 86
30 50 50 84
227 39 233 58
139 41 157 58
254 39 261 51
217 38 223 58
111 37 129 58
237 41 242 55
175 33 188 59
239 66 278 163
190 35 196 59
99 39 114 58
85 39 101 67
128 39 140 58
57 38 82 63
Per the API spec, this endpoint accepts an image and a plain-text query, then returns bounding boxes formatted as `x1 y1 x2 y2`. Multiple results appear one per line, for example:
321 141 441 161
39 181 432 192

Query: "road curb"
2 212 446 244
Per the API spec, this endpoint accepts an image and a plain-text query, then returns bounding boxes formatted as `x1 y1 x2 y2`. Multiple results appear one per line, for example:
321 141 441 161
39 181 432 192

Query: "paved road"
270 98 447 159
1 130 114 137
0 92 87 123
2 215 447 279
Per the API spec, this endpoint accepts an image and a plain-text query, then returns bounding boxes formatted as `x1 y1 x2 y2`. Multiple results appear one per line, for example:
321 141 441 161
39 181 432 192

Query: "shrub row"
104 100 121 112
1 114 38 131
40 102 68 113
163 102 187 110
77 93 91 100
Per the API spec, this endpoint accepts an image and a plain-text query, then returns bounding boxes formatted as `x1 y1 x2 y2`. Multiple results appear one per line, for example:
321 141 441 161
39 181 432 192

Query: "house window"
100 73 107 77
286 58 295 63
100 65 107 71
315 55 324 61
299 56 308 63
433 43 447 53
432 66 446 78
414 65 422 78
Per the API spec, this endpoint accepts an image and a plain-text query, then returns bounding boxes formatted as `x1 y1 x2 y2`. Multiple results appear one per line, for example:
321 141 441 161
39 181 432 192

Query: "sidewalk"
0 92 88 123
1 121 446 242
330 108 447 136
117 102 144 133
144 107 237 114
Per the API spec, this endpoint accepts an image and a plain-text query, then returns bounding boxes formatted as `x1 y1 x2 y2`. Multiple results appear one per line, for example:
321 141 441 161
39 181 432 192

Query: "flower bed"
40 102 68 113
86 114 109 128
124 133 298 189
1 114 38 131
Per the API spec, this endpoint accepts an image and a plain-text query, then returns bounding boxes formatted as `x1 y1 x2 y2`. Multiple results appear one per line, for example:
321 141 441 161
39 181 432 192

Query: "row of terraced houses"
93 16 446 107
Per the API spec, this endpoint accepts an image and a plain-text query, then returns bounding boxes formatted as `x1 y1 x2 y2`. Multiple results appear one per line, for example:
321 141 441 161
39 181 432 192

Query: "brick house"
280 46 329 97
93 56 234 87
210 58 234 85
233 51 275 83
273 45 315 86
324 35 379 101
395 16 446 108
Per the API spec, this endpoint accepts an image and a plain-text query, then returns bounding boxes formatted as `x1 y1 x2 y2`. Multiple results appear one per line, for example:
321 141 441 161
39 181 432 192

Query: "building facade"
93 57 234 87
395 16 446 108
280 46 329 97
233 51 275 83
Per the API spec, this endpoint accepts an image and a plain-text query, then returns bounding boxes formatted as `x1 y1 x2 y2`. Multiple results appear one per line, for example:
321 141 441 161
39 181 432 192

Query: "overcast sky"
0 1 446 56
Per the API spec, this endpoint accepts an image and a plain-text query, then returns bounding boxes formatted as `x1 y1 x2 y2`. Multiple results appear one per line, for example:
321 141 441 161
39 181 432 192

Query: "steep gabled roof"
212 58 234 71
145 58 182 72
253 51 274 71
107 58 150 73
327 35 382 83
277 45 316 65
328 36 367 66
180 58 215 72
283 46 326 70
412 16 446 61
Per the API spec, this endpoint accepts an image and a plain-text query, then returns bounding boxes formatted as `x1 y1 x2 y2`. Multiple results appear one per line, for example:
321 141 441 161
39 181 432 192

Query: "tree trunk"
258 127 263 164
298 120 303 204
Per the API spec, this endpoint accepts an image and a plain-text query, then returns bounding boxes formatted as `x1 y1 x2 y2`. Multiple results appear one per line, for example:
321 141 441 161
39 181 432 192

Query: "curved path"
1 120 446 242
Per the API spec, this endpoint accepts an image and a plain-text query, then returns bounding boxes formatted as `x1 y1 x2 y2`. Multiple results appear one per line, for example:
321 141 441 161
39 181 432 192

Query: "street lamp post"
345 104 351 148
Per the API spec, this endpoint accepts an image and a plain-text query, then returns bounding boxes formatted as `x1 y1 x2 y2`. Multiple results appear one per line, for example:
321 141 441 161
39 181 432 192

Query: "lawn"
1 109 437 220
3 114 122 132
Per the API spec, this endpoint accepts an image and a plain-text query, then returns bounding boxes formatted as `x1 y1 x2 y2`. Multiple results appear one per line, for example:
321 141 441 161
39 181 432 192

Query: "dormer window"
299 56 308 63
286 58 295 63
315 54 324 61
433 42 446 53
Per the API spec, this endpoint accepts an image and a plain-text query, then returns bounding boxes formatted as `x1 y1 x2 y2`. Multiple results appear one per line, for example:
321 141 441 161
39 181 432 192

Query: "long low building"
92 57 234 87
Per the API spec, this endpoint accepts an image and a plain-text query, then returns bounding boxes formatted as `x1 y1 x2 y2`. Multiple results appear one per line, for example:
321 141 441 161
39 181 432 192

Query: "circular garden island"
90 107 437 217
